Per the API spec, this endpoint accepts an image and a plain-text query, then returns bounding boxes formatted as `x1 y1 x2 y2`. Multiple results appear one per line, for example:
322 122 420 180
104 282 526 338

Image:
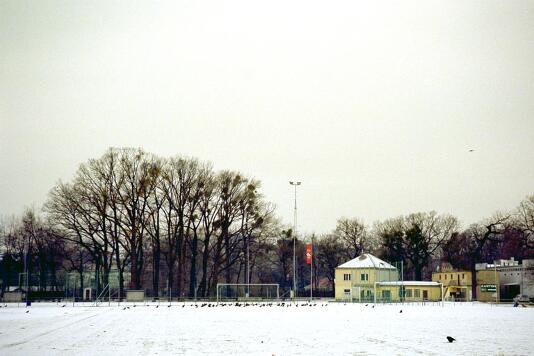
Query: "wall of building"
334 267 398 301
476 270 498 302
376 284 441 302
521 266 534 298
432 271 472 301
499 267 523 300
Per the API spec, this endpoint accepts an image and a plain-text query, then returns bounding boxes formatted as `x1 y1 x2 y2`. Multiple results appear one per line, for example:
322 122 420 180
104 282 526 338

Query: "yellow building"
335 254 398 302
432 270 472 301
374 281 442 302
476 269 499 302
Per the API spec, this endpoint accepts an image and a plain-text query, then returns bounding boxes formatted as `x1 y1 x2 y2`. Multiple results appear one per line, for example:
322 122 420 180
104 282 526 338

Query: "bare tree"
197 169 220 297
463 213 510 299
316 233 345 291
376 212 458 280
516 195 534 249
113 149 159 290
333 217 374 259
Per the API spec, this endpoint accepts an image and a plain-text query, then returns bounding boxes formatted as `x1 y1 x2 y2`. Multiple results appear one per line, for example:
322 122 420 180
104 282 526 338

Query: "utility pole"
289 181 301 301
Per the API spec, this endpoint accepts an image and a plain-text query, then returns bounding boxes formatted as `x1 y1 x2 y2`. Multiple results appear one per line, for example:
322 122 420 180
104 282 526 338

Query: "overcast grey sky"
1 0 533 234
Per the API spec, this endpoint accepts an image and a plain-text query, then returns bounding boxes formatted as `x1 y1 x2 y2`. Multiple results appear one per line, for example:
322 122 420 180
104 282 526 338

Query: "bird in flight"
468 149 475 152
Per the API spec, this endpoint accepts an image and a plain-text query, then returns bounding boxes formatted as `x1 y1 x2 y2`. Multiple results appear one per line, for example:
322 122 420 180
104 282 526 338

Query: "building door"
422 290 428 300
382 290 391 302
344 289 351 302
503 285 520 300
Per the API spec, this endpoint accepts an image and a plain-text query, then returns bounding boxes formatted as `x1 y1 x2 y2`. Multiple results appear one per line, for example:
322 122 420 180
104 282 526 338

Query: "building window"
414 289 420 298
344 289 350 294
406 289 412 297
360 273 368 281
462 274 465 279
451 274 453 279
439 275 441 280
343 273 351 281
445 275 447 280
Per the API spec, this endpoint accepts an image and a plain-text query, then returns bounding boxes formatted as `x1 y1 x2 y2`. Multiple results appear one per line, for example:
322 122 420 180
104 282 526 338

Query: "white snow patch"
0 302 533 355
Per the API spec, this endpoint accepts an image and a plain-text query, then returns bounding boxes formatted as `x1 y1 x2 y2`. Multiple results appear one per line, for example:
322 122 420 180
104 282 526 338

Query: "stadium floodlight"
289 181 301 301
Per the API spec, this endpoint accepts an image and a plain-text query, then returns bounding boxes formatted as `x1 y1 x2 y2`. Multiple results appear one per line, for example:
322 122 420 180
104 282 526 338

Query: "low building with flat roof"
476 258 534 302
375 281 442 302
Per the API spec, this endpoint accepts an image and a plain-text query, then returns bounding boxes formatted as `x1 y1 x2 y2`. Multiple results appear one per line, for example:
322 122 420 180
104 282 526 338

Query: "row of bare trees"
40 148 278 298
2 147 534 299
313 196 534 298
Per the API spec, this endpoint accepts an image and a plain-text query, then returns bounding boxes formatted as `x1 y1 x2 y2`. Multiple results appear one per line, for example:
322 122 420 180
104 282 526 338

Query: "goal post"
216 283 280 303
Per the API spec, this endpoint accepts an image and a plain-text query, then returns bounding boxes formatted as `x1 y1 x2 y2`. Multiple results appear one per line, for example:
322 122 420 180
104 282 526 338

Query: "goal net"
216 283 280 302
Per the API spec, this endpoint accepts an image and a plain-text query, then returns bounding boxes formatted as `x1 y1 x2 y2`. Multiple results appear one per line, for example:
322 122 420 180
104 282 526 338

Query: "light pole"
289 181 301 301
24 233 30 306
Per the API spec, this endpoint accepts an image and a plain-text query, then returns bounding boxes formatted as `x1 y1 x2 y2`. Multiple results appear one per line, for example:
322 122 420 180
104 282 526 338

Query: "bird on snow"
399 310 403 313
468 149 475 152
372 305 375 308
61 304 66 308
25 310 29 313
446 336 456 343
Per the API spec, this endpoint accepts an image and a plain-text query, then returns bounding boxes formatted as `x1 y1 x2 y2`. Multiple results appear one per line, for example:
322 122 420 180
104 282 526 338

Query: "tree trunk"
210 236 224 296
78 248 84 299
168 265 175 299
470 261 477 300
198 233 211 297
223 223 231 284
152 240 161 298
78 269 84 301
130 249 140 289
414 264 423 281
114 241 125 300
188 230 198 298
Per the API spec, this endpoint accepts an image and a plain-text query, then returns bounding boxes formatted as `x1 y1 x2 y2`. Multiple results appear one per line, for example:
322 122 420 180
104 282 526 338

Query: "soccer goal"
216 283 280 303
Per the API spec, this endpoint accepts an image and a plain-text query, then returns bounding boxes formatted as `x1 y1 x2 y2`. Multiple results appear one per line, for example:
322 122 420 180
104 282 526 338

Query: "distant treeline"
0 148 533 299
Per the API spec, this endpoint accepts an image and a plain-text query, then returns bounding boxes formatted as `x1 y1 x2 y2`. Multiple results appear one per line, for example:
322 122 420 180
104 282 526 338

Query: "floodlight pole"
24 233 30 306
289 181 301 302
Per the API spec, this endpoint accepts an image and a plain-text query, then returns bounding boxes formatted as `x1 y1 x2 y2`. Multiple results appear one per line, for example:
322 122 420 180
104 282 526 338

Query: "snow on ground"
0 301 533 355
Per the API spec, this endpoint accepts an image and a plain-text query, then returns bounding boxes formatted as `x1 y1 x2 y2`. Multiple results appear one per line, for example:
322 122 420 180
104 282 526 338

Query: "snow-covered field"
0 301 533 355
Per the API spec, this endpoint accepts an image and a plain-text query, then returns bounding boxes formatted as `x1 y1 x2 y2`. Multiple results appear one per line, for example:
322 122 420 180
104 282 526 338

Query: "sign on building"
481 284 496 292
